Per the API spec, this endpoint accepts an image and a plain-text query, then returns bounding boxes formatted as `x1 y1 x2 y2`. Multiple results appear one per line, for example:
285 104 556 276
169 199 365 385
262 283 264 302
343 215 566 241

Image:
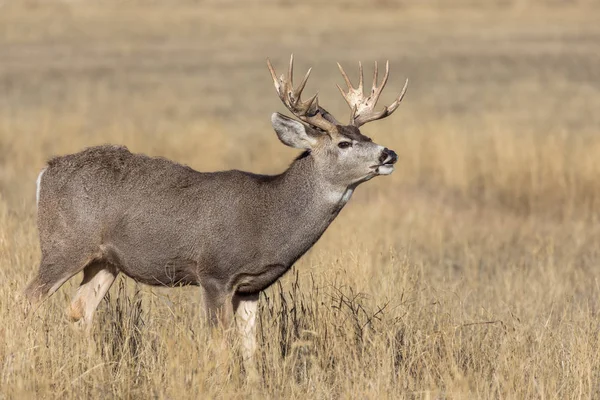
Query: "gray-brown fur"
28 146 328 281
24 55 406 365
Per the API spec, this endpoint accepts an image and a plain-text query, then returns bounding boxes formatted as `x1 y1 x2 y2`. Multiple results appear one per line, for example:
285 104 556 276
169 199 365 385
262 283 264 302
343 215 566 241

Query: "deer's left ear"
271 113 320 150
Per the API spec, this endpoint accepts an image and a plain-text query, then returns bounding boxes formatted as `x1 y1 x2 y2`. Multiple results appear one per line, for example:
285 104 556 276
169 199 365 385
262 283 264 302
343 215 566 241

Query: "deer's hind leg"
69 262 118 331
24 248 98 310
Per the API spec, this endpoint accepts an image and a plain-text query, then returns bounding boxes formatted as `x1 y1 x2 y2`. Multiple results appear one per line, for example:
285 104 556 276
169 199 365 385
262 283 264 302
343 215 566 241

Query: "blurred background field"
1 1 600 398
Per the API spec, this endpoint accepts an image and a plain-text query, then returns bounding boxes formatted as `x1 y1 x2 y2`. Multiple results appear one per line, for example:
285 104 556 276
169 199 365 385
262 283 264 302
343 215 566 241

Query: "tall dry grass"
2 2 600 399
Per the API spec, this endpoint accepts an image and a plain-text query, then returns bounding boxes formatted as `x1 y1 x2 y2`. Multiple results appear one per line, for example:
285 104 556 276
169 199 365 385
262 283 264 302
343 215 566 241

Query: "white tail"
35 167 47 207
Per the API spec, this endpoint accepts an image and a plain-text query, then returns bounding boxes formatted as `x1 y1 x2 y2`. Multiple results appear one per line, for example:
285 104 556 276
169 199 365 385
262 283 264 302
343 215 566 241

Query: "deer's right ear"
271 113 319 149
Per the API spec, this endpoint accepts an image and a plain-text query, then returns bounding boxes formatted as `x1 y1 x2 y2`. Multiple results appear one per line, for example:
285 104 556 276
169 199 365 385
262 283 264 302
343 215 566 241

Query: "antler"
336 61 408 127
267 54 338 132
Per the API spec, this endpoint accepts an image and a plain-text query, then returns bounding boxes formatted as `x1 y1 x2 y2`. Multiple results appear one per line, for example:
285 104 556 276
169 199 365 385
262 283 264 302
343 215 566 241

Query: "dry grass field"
2 1 600 398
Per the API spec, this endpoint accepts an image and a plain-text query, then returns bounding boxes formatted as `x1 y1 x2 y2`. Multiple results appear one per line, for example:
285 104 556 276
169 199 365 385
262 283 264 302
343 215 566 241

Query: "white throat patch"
340 187 354 204
325 186 354 206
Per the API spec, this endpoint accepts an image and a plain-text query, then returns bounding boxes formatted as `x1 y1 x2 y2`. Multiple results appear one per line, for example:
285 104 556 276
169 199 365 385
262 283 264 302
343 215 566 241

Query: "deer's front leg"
201 281 233 328
233 292 260 380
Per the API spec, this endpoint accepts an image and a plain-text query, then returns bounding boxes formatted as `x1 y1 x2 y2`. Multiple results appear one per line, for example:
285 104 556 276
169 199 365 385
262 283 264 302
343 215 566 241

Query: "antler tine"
372 61 378 93
380 60 390 95
288 54 294 87
305 91 319 112
267 55 339 132
295 67 312 100
368 60 390 106
337 62 353 90
386 78 409 115
358 61 363 93
336 61 363 112
336 83 351 110
266 58 280 92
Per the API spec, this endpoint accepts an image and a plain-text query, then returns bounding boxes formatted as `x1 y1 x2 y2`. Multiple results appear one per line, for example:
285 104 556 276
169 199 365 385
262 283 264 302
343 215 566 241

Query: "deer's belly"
231 263 289 294
100 243 200 287
121 264 200 287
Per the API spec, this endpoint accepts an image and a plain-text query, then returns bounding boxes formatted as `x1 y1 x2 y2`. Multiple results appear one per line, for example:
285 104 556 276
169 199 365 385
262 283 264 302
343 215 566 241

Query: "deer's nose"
379 148 398 164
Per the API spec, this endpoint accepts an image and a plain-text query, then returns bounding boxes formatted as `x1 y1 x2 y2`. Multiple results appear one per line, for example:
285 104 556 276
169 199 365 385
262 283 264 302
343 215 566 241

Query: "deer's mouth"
374 164 395 175
370 160 395 174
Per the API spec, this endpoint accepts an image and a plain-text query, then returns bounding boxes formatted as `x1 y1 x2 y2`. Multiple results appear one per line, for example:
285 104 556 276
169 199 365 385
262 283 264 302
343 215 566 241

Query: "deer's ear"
271 113 320 149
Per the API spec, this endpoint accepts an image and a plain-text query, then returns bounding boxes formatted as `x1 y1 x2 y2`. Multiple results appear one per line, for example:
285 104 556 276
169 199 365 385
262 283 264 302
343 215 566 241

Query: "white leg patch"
36 167 47 207
234 293 260 361
69 266 117 327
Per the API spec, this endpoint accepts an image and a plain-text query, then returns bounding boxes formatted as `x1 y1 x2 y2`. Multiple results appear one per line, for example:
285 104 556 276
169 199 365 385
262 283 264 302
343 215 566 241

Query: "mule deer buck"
24 55 407 364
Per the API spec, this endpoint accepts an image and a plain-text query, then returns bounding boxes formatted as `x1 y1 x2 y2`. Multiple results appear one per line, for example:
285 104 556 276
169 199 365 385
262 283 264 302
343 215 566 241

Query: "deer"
24 55 408 369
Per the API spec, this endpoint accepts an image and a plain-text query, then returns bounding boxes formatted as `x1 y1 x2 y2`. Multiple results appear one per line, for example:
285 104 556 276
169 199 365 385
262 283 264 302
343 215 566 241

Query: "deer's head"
268 55 407 188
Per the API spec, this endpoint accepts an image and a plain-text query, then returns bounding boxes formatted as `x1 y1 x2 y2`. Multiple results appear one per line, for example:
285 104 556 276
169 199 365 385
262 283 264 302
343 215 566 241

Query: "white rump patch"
36 167 47 207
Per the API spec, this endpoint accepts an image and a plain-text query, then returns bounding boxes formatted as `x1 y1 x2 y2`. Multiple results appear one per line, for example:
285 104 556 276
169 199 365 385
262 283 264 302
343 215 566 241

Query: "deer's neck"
260 152 354 255
278 151 354 212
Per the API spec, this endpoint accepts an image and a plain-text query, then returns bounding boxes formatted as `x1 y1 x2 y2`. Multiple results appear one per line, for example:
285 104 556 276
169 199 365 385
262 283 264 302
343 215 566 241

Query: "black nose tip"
388 150 398 163
379 148 398 164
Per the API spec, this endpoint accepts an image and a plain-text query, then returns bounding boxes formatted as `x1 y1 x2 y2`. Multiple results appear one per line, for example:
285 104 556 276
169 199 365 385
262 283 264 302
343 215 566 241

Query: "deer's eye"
338 141 352 149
